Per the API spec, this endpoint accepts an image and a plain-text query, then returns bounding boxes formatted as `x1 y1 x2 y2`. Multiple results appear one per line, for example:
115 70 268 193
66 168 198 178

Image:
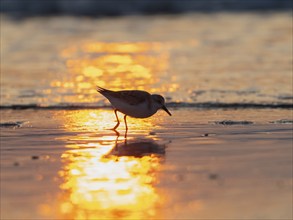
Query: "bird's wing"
114 90 151 105
97 86 150 105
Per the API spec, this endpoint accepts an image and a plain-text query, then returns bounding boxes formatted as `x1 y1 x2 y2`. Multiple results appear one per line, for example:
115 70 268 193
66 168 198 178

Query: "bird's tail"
96 86 107 94
97 86 116 97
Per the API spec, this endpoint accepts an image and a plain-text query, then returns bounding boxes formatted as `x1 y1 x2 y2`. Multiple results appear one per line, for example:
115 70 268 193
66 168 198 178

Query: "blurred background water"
1 0 292 108
1 2 293 219
1 0 292 16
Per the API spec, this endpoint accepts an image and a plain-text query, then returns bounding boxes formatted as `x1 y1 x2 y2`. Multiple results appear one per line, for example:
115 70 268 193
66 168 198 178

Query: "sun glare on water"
38 41 173 219
59 150 161 219
48 41 178 105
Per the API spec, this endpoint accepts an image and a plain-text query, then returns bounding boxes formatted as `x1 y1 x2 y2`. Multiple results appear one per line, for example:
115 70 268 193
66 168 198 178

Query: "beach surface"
1 10 292 219
1 108 292 219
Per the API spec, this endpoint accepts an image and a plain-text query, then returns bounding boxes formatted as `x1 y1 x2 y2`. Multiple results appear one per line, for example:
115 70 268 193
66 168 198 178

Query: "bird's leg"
112 109 120 130
123 115 128 131
124 115 128 141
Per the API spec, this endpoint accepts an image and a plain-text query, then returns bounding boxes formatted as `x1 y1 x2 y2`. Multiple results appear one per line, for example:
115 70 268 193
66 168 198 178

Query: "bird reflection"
110 137 166 158
108 127 166 158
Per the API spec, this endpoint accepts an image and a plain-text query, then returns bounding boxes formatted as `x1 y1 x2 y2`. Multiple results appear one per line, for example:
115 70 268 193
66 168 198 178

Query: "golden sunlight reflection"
59 109 163 133
49 41 178 105
59 146 164 219
53 110 167 219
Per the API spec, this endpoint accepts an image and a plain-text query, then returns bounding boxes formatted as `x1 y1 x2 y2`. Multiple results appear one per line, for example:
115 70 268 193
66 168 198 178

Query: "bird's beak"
162 105 172 116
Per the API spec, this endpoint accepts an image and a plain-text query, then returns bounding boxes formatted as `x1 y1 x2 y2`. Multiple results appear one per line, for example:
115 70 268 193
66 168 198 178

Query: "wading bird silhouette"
97 86 172 131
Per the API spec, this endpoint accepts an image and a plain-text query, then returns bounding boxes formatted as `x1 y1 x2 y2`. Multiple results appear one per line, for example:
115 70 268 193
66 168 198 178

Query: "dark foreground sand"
0 108 292 219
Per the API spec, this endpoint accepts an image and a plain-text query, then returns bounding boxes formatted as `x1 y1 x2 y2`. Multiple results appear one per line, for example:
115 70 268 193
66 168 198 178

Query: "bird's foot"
108 128 120 136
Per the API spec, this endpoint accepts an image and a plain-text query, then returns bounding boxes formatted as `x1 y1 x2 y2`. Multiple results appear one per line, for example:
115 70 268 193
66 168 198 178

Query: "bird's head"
152 94 172 116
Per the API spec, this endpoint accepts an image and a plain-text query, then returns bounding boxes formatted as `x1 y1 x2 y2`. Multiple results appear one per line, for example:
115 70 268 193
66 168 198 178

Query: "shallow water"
1 12 292 220
1 12 292 107
1 109 292 219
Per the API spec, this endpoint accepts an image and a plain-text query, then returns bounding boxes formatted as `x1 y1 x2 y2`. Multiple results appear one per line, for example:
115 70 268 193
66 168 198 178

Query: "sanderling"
97 86 171 130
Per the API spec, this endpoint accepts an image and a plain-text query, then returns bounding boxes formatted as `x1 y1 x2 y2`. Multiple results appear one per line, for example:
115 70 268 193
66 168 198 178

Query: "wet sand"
1 108 292 219
1 10 292 220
